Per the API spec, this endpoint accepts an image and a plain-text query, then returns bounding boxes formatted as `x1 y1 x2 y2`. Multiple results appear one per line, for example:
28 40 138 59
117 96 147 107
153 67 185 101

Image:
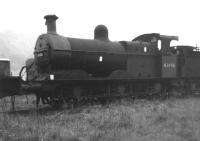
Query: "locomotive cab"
127 33 179 78
159 35 179 78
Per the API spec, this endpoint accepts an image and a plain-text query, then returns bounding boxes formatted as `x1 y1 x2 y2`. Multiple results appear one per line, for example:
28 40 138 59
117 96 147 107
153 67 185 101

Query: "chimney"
44 15 58 34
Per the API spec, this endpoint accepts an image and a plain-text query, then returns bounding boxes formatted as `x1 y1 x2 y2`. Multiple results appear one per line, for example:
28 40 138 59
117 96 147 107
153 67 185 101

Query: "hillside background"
0 31 35 75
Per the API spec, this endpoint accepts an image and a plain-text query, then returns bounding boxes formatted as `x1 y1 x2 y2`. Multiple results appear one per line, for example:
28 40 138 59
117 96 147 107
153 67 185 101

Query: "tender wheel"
71 86 83 108
49 88 65 109
117 85 126 95
49 96 64 109
118 85 126 95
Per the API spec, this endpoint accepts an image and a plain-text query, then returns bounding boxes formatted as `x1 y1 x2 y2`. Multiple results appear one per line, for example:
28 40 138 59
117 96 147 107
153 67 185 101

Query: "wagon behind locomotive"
0 59 21 98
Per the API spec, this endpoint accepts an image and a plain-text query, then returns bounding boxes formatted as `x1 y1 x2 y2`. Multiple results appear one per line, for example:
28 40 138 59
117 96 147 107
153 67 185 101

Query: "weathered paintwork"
34 33 126 77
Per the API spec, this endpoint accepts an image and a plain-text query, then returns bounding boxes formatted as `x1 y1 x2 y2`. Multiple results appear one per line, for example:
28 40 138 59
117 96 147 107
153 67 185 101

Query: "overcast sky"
0 0 200 46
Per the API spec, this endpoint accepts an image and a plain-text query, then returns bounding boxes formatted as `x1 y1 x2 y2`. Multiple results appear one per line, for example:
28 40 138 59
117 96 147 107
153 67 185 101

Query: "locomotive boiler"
34 15 126 79
32 15 179 81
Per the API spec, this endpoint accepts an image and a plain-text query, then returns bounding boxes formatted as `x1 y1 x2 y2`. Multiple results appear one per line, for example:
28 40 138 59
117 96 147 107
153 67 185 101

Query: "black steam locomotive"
2 15 200 108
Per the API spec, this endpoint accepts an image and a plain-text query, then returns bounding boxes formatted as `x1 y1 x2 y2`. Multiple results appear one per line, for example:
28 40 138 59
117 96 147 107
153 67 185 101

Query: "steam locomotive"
2 15 200 108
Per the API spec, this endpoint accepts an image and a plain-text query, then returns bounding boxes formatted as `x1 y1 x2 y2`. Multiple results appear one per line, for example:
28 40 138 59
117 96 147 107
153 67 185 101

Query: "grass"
0 96 200 141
